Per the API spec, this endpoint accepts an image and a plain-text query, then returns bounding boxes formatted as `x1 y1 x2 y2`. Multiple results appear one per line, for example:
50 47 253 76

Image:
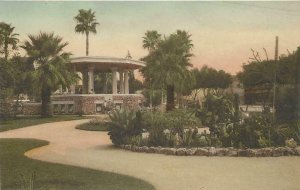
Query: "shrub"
148 128 168 147
141 111 169 146
273 124 294 146
76 118 109 131
128 135 148 147
285 138 297 148
195 135 210 147
181 128 198 147
108 109 143 145
235 113 275 148
258 136 273 148
141 109 201 147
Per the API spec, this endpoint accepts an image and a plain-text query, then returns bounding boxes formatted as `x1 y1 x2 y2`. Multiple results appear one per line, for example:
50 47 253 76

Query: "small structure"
23 56 145 115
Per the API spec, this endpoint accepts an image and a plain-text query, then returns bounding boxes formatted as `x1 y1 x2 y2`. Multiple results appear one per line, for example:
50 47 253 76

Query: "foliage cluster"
76 117 110 131
108 110 144 145
141 30 194 111
108 93 299 149
195 93 299 148
0 21 78 119
107 108 203 147
237 47 300 121
192 66 232 97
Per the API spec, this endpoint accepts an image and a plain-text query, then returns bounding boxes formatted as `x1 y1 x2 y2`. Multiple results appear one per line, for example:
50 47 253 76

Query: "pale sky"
1 1 300 74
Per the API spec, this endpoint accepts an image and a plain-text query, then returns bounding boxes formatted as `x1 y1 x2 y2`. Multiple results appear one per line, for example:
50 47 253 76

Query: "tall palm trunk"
86 32 89 56
4 41 8 60
161 88 164 111
104 73 108 94
41 86 52 117
166 85 175 111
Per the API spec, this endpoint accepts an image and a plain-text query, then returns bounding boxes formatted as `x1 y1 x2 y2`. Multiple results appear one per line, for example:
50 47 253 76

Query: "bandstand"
23 56 145 115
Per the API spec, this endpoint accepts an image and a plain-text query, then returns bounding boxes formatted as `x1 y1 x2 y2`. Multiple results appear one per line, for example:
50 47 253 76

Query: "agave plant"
108 109 143 145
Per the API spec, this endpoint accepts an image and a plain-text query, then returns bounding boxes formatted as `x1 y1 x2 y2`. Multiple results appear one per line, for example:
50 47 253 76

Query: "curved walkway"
0 119 299 190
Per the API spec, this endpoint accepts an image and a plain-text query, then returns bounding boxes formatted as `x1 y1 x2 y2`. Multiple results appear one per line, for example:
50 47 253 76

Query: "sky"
0 1 300 75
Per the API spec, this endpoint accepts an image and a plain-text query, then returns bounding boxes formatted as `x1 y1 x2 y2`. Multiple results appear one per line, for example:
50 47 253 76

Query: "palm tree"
142 30 162 109
142 30 162 52
74 9 99 56
142 30 193 111
0 22 19 60
21 32 78 117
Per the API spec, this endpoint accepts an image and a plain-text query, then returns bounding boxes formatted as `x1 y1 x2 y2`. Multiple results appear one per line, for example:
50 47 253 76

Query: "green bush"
108 109 143 146
195 135 210 147
273 124 294 146
108 106 297 149
141 109 201 147
234 113 273 148
141 111 169 146
196 93 237 138
128 135 148 147
285 138 297 148
76 118 109 131
181 128 198 147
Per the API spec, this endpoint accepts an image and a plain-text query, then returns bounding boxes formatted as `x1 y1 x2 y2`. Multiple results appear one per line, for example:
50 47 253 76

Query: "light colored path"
1 120 300 190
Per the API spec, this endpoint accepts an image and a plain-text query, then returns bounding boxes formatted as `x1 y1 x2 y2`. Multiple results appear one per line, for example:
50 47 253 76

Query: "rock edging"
119 145 300 157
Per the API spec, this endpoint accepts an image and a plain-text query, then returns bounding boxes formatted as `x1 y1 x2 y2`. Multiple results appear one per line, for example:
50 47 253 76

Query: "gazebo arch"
69 56 145 94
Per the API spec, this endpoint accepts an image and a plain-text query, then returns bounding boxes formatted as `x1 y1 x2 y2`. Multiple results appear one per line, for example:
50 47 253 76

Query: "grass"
0 138 155 190
0 115 88 132
76 117 110 131
76 121 109 131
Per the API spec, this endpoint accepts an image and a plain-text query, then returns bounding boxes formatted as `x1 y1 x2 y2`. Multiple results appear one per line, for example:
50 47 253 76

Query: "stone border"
119 145 300 157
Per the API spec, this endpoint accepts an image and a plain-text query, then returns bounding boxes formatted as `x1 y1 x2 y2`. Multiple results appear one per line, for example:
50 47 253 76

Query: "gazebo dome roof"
70 56 145 71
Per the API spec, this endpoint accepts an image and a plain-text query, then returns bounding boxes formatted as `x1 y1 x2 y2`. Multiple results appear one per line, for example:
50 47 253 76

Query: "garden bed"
120 145 300 157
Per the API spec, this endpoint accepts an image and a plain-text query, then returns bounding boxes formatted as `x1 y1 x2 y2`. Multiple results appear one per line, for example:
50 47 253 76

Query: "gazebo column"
119 70 124 94
124 70 129 94
82 69 88 94
59 85 63 93
112 68 118 94
70 85 75 94
88 66 95 94
70 65 76 94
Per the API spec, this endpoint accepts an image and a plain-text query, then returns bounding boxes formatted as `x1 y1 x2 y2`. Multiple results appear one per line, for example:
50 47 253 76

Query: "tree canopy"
191 65 232 97
74 9 99 56
141 30 194 111
21 32 78 117
0 22 19 60
237 47 300 121
142 30 162 52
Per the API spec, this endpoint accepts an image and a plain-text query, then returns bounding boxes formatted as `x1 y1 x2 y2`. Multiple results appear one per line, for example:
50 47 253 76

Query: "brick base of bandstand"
23 94 144 115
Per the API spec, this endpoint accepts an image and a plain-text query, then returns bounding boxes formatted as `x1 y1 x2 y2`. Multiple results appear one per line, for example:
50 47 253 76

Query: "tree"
21 32 78 117
74 9 99 56
192 66 232 99
142 30 194 111
142 30 162 108
0 22 19 60
10 56 35 116
0 58 14 118
142 30 162 52
94 72 112 94
237 47 300 120
128 71 144 94
0 22 19 118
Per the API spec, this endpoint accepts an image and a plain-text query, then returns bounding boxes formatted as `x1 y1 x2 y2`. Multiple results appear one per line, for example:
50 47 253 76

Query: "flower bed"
119 145 300 157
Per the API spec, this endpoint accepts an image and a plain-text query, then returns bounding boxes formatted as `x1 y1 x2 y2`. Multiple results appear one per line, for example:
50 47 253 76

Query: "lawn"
0 115 88 132
76 121 109 131
0 138 155 190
